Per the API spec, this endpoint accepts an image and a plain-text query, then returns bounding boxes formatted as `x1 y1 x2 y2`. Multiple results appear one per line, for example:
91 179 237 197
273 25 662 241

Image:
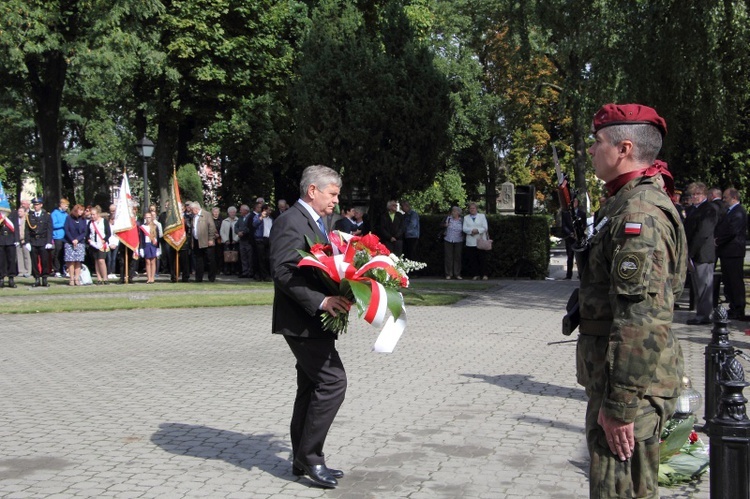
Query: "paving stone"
0 278 719 498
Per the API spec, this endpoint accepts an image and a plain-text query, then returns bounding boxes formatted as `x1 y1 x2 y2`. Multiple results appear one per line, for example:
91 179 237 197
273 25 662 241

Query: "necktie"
316 218 328 242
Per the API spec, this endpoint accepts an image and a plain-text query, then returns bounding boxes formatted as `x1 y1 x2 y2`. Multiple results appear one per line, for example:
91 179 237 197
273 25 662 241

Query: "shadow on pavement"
151 422 292 480
462 373 587 401
516 414 585 434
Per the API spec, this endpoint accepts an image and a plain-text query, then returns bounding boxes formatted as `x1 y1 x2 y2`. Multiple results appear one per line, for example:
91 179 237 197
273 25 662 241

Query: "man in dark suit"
0 207 20 288
715 188 747 320
378 200 405 255
269 165 351 489
235 204 254 278
27 197 54 287
684 182 718 324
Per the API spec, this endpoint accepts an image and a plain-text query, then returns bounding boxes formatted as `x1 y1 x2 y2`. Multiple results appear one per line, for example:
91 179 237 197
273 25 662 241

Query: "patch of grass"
0 279 271 296
5 292 275 314
0 277 473 313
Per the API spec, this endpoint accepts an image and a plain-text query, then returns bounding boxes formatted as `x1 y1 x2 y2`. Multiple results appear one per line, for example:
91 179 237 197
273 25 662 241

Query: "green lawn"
0 277 480 314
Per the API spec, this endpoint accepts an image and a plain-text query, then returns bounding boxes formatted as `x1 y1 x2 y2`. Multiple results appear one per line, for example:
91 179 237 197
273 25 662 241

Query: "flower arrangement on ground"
658 415 709 486
297 231 425 350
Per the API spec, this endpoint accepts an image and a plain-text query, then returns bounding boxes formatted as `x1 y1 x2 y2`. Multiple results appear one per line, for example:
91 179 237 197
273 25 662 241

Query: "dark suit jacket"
378 211 405 241
715 203 748 259
26 210 54 247
0 211 20 245
711 198 727 233
234 213 252 241
269 201 336 338
684 200 718 263
333 216 355 234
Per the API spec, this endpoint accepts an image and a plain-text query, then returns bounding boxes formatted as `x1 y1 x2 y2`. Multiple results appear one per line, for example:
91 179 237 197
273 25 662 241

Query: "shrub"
413 214 550 279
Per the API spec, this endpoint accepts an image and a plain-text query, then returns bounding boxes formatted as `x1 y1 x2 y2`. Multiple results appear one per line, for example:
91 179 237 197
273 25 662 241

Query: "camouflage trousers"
585 389 675 498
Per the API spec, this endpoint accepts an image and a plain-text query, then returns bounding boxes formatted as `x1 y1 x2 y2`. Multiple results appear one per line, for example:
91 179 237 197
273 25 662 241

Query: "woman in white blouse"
86 206 112 284
462 202 489 280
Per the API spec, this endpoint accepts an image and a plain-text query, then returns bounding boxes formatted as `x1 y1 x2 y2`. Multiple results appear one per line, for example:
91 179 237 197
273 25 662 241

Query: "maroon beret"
593 103 667 137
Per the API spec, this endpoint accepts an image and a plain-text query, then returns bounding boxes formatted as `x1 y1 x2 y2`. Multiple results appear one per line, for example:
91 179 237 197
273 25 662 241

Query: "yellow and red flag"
163 170 186 251
113 172 140 251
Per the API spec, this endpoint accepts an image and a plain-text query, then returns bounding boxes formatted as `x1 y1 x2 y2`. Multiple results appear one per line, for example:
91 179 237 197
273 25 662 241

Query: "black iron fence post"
709 356 750 499
704 306 733 432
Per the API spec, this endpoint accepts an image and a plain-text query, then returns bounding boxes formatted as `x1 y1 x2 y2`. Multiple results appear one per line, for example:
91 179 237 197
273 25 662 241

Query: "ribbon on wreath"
298 230 407 352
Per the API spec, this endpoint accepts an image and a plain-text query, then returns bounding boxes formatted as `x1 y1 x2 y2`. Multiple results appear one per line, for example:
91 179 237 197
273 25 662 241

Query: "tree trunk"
572 113 589 212
156 119 178 214
26 52 67 211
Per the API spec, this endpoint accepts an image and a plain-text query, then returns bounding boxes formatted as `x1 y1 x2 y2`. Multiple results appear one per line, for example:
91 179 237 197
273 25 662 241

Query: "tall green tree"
144 0 308 209
291 0 451 215
0 0 162 209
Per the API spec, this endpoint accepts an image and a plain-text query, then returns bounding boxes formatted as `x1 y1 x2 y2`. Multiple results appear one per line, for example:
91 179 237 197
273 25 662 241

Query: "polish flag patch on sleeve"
624 222 642 235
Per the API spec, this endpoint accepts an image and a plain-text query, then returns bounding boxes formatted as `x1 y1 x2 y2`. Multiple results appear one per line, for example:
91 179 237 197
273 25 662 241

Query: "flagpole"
125 251 129 284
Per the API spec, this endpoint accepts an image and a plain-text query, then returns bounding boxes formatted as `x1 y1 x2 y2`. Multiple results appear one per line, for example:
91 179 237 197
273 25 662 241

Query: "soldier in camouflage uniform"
576 104 687 498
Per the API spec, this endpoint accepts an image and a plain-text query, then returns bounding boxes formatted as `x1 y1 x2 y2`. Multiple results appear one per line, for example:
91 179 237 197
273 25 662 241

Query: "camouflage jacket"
576 175 687 423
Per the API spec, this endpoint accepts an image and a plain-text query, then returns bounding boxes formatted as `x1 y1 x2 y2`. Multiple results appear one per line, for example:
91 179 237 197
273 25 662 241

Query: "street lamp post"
135 136 155 211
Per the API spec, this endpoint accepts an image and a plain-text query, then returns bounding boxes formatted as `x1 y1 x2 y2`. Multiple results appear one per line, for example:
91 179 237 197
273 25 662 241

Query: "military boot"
33 278 41 287
42 276 49 287
8 277 16 288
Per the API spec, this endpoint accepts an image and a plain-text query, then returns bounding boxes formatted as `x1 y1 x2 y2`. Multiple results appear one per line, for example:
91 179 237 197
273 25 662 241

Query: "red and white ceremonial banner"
112 172 140 251
0 212 14 232
163 171 187 251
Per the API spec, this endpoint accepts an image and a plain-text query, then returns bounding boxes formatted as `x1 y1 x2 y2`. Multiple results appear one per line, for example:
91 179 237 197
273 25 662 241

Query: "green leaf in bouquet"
338 279 355 301
659 416 694 462
384 286 403 319
348 279 372 317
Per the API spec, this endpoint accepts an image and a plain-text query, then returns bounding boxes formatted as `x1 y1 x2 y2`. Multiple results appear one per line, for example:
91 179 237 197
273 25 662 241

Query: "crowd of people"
0 196 428 287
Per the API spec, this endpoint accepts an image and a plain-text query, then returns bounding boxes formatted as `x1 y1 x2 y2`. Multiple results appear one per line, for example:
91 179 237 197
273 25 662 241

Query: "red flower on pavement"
689 431 699 444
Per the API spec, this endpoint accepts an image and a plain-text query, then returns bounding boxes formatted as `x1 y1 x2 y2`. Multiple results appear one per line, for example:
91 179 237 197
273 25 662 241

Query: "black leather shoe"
8 277 16 288
292 461 338 488
42 277 49 287
33 278 41 287
293 465 344 479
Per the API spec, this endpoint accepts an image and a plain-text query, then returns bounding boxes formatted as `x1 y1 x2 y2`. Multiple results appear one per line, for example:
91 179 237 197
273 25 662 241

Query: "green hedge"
410 214 551 279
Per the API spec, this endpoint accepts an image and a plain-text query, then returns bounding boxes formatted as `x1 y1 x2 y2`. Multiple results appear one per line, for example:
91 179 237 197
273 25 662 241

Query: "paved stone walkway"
2 274 748 498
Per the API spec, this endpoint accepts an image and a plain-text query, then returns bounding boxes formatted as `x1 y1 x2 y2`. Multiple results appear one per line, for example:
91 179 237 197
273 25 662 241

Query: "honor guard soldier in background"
576 104 687 498
26 197 54 287
0 205 20 288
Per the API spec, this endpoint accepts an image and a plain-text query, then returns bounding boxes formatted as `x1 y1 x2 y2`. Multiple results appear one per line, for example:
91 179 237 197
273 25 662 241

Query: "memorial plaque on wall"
497 182 515 213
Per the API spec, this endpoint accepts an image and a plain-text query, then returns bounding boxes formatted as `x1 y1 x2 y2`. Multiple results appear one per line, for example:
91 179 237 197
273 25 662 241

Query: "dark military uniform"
27 209 54 284
0 210 20 287
576 175 687 498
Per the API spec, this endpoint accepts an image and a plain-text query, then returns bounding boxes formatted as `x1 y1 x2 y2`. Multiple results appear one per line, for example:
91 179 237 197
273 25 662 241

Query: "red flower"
375 243 390 256
310 243 331 256
359 233 382 254
689 431 699 444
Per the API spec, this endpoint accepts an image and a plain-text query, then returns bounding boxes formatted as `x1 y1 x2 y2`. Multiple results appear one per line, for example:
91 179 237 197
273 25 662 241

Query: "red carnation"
689 431 699 444
310 243 331 255
376 243 390 256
